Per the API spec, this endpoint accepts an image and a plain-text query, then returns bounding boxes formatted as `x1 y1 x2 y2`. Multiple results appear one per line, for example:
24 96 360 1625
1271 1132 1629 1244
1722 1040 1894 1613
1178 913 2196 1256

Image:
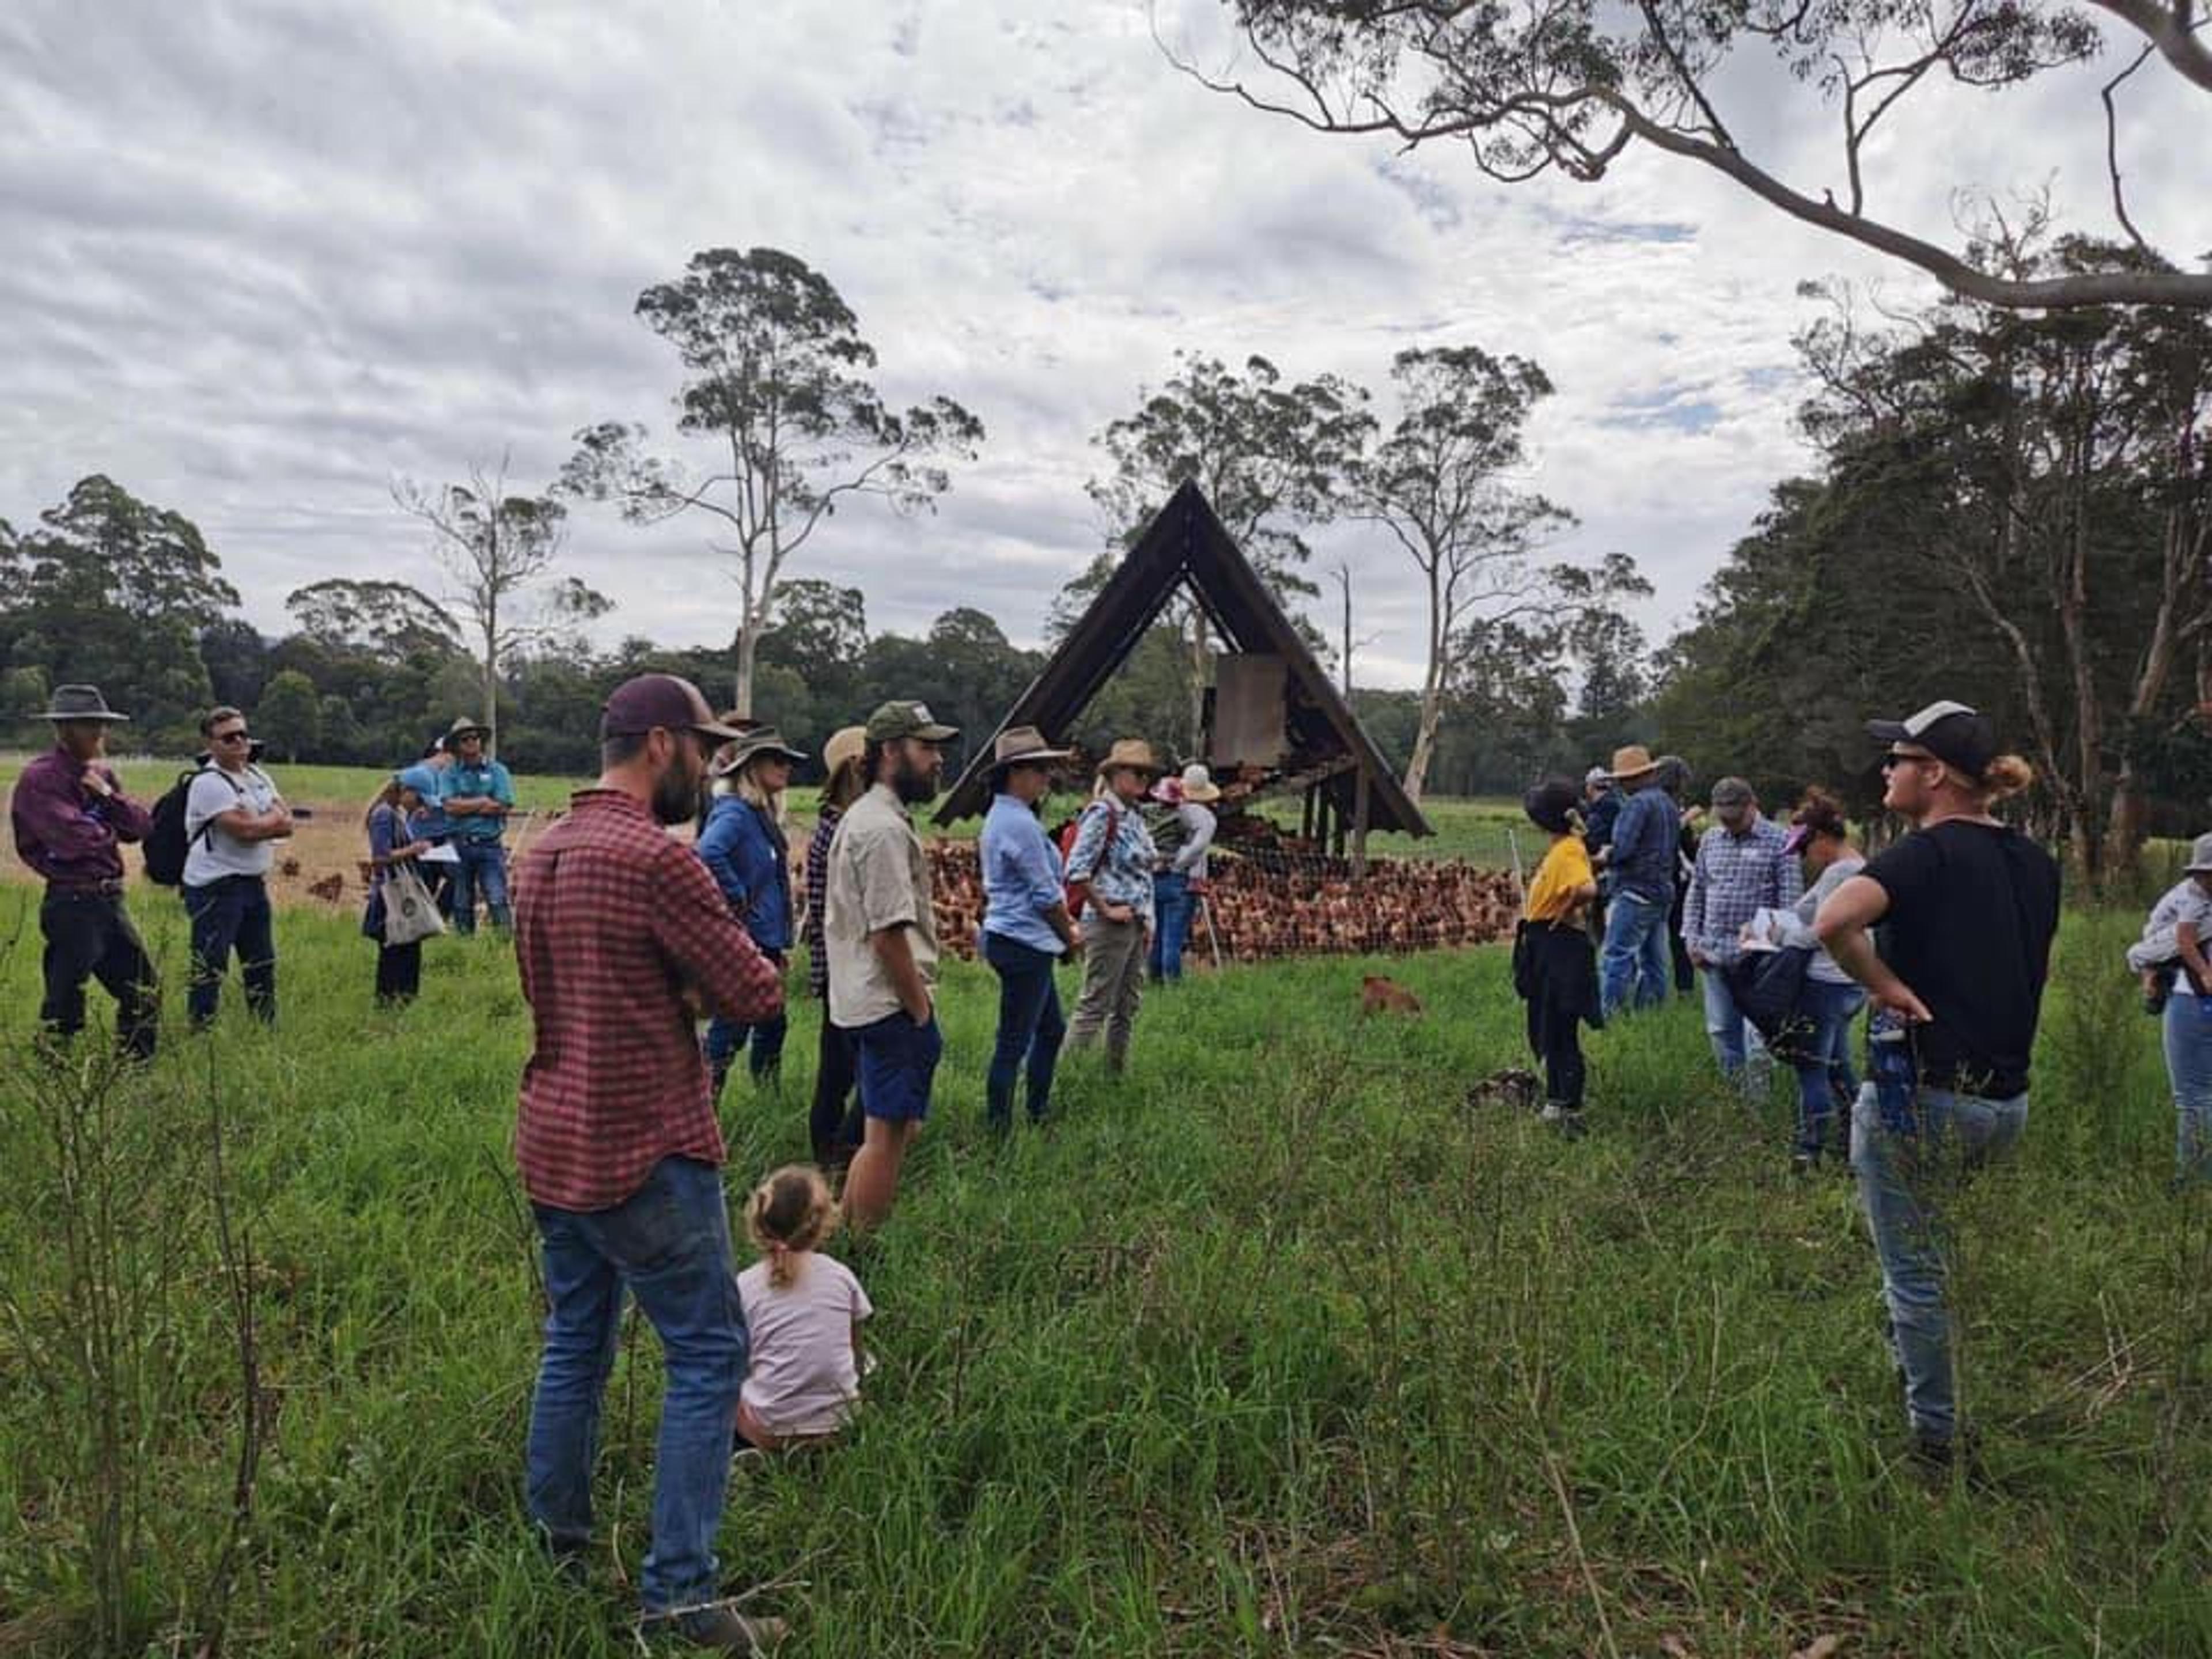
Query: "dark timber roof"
934 481 1432 838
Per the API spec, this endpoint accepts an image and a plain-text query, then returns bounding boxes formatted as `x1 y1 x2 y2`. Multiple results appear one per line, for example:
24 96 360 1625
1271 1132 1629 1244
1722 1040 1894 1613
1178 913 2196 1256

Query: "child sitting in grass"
736 1165 873 1452
1514 777 1601 1137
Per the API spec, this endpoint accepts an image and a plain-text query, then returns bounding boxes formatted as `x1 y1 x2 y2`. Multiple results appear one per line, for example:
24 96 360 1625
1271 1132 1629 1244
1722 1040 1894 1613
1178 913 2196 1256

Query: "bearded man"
824 699 960 1229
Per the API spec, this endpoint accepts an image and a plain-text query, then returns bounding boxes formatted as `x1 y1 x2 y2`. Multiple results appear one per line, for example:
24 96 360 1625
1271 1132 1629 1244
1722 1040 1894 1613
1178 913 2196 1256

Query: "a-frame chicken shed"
933 481 1431 870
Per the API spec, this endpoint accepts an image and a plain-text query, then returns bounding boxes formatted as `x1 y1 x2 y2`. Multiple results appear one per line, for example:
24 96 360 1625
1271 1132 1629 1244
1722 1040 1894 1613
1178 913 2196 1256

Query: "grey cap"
1711 776 1756 808
2187 833 2212 875
1585 766 1611 790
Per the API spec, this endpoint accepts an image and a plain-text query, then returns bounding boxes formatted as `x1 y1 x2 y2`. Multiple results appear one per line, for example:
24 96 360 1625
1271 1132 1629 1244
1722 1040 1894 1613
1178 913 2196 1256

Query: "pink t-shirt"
737 1253 873 1436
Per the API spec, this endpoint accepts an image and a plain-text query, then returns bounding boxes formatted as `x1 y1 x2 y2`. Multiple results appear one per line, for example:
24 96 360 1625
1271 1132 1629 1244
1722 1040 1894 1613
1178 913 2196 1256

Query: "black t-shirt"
1865 820 2062 1098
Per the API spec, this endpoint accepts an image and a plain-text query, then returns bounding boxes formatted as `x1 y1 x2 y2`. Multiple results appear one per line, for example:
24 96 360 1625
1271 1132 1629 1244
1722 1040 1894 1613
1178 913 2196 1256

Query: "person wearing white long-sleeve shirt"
1149 763 1221 982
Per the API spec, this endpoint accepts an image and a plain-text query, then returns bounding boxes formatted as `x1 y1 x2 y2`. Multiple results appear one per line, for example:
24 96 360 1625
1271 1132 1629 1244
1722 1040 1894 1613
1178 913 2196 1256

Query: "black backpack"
143 764 238 886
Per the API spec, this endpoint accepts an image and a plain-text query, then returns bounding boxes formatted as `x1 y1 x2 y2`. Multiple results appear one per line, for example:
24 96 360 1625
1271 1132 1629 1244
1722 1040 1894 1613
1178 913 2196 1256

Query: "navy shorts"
852 1010 944 1122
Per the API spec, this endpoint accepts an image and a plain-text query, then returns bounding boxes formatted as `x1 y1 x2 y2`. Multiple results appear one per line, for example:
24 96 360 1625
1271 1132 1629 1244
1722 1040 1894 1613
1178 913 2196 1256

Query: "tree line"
7 224 2206 860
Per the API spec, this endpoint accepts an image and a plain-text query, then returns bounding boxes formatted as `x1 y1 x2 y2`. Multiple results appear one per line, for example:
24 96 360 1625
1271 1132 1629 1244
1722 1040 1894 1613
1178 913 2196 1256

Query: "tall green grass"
1 894 2209 1656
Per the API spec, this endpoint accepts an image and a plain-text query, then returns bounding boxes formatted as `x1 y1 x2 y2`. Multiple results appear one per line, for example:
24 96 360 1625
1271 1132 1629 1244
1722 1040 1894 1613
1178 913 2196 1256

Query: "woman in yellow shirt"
1516 778 1602 1134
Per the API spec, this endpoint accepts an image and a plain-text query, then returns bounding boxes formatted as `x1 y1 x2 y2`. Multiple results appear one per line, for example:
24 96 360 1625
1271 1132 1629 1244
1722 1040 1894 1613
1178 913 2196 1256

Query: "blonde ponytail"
1979 753 2035 802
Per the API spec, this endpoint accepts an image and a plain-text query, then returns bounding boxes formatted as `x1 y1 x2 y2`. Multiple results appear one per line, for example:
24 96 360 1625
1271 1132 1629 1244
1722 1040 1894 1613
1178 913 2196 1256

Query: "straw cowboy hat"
822 725 866 777
710 725 810 777
991 726 1073 769
1096 738 1162 779
1605 745 1661 783
1177 762 1223 804
35 684 130 723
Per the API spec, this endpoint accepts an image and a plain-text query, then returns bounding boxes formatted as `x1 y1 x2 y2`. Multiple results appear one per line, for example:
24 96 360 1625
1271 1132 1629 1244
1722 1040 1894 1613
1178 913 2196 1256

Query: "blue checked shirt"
1683 816 1802 966
1065 796 1157 925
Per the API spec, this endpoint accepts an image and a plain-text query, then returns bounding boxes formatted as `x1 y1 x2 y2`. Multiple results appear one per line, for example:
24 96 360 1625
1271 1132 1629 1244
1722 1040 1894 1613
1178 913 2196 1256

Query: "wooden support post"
1351 767 1371 878
1301 784 1316 843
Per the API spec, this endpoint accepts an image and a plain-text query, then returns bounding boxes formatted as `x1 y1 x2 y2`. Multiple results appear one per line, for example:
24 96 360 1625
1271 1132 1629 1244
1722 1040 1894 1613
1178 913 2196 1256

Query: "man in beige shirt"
825 699 958 1228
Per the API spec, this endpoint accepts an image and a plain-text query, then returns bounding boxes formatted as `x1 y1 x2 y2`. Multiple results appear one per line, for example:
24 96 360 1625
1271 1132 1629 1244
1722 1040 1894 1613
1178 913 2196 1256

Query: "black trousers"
809 1015 863 1165
375 940 423 1005
40 889 158 1059
1525 989 1586 1110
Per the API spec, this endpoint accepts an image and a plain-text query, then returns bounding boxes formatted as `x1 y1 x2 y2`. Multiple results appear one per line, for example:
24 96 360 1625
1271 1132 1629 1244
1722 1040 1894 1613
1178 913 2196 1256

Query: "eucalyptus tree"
1195 0 2211 310
563 246 984 716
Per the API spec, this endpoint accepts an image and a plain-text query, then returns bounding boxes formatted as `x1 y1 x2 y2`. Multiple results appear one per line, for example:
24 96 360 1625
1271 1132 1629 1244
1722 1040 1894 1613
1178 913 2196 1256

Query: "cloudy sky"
3 2 2205 688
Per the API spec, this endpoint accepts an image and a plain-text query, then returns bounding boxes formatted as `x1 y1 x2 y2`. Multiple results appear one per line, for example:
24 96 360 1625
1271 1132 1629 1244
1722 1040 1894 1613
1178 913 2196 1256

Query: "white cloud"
1 0 2203 695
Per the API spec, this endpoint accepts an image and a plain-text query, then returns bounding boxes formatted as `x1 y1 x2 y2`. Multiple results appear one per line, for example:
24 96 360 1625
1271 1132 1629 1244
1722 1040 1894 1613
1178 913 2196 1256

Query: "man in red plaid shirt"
514 672 786 1655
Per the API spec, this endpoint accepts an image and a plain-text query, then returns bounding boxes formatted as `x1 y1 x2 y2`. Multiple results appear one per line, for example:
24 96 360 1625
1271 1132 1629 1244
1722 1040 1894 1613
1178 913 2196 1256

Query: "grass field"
2 888 2209 1658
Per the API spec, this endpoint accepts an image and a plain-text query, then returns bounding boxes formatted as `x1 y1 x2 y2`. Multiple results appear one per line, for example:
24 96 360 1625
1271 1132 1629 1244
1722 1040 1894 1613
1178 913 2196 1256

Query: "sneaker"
1538 1102 1587 1139
640 1601 788 1654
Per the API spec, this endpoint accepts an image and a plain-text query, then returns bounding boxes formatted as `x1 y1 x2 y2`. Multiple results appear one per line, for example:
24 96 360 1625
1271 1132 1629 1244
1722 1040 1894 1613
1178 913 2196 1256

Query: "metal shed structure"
933 481 1431 870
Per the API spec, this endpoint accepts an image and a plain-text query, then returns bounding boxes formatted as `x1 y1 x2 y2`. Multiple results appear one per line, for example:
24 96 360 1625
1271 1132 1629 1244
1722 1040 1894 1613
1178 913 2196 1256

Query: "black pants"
1526 989 1586 1111
375 940 422 1005
40 889 158 1059
809 1016 863 1165
185 874 276 1029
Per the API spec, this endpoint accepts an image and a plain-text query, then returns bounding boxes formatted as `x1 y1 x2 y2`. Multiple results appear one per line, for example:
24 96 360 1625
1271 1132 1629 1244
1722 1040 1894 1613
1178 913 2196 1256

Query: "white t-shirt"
736 1253 873 1437
184 764 280 887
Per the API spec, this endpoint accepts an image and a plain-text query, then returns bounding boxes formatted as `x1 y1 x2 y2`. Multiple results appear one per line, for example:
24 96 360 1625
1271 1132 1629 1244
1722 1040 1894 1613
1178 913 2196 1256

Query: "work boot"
639 1601 787 1654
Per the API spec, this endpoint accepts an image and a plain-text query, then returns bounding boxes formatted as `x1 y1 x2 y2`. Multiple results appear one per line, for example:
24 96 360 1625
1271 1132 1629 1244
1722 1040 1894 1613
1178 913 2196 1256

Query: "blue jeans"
451 840 511 934
1851 1081 2028 1445
704 950 789 1090
184 874 276 1029
1789 979 1865 1157
1148 873 1192 982
2163 990 2212 1182
526 1156 748 1616
1699 965 1770 1094
983 931 1066 1128
1599 888 1671 1016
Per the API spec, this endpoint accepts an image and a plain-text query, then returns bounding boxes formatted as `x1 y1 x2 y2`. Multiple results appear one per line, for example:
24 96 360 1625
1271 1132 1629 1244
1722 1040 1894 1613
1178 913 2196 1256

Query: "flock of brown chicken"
925 839 1520 964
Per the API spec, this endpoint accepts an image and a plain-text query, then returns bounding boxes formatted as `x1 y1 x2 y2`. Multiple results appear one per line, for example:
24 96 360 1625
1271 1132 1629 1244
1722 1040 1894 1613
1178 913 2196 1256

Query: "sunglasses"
1881 750 1934 771
212 729 251 743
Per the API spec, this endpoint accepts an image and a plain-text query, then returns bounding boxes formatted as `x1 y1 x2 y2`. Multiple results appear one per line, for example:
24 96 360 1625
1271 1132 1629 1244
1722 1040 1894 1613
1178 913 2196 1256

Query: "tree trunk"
1401 563 1448 805
481 600 498 759
733 622 759 721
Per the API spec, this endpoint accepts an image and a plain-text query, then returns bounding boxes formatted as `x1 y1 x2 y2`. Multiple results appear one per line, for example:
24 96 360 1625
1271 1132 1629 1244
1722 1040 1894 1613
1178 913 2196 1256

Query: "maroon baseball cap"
600 673 748 743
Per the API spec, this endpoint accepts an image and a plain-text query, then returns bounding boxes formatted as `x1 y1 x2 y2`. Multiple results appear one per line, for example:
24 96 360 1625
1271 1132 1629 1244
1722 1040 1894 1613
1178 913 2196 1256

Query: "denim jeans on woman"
1850 1081 2028 1446
1598 887 1671 1017
2162 987 2212 1183
1789 978 1865 1158
1148 872 1192 982
983 930 1066 1128
526 1155 748 1619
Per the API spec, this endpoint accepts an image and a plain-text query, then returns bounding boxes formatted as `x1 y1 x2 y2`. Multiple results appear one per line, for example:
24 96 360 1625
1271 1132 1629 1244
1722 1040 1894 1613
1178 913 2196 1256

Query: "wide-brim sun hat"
711 726 810 777
1605 745 1659 783
2186 832 2212 875
36 684 130 723
990 725 1074 769
1178 762 1224 804
444 715 492 745
1097 738 1161 778
822 725 867 777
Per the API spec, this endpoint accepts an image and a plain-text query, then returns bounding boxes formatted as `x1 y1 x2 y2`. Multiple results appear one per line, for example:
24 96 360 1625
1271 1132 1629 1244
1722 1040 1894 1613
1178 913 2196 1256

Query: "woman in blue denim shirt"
697 728 808 1094
979 727 1081 1131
